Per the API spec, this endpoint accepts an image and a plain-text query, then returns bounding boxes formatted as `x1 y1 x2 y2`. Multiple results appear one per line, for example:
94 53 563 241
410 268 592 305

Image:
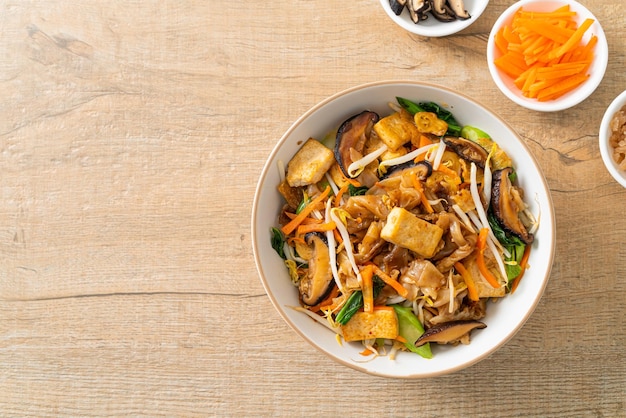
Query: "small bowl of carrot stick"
487 0 608 112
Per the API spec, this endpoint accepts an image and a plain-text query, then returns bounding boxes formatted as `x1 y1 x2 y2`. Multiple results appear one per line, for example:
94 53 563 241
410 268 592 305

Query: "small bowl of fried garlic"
599 90 626 188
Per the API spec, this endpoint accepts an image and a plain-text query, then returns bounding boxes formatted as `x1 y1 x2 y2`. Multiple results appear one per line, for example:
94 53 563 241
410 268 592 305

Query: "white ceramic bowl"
599 90 626 188
487 0 608 112
379 0 489 37
252 81 555 378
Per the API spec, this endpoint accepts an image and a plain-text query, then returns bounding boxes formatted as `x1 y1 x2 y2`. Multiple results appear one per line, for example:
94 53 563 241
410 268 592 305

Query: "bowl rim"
599 90 626 188
252 80 556 378
379 0 490 37
486 0 608 112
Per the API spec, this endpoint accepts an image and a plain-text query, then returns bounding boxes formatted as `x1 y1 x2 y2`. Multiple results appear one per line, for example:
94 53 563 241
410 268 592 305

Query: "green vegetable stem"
392 304 433 359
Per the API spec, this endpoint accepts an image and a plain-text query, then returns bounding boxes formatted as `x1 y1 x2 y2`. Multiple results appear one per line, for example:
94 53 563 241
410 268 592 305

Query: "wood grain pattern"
1 0 624 416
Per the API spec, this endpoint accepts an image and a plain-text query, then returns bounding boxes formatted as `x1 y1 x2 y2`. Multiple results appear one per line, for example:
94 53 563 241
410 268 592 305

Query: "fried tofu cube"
286 138 335 187
373 111 418 151
277 179 303 209
328 163 350 189
340 309 398 342
381 207 444 258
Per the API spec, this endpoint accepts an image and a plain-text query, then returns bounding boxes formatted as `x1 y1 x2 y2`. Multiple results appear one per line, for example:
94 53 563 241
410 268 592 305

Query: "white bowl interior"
379 0 489 37
486 0 608 112
252 81 555 378
599 90 626 188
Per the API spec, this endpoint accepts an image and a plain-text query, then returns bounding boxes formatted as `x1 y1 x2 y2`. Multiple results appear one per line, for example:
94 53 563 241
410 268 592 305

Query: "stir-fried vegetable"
396 97 462 136
392 305 432 359
335 291 363 325
270 227 286 260
335 275 386 325
273 98 538 359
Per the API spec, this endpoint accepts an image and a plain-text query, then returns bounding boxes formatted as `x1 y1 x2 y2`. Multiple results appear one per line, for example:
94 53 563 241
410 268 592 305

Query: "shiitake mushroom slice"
334 111 379 178
414 320 486 347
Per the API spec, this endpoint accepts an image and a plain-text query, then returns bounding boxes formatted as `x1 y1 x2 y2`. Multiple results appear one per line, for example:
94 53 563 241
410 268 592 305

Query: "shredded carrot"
312 286 341 312
410 172 434 214
334 183 349 207
418 135 434 148
436 164 461 185
454 261 479 302
360 348 374 356
338 167 362 187
371 265 409 298
493 5 597 101
412 135 434 161
281 186 331 235
395 335 408 344
296 221 336 237
333 228 343 245
361 264 375 313
284 212 321 223
476 228 501 288
511 245 532 294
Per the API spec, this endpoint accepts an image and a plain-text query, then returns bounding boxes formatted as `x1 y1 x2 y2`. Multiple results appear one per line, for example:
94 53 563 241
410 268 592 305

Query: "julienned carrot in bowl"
493 5 597 102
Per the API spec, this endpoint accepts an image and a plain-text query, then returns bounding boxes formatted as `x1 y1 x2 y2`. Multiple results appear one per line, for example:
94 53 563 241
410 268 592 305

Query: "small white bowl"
599 90 626 188
487 0 608 112
252 81 556 378
379 0 489 37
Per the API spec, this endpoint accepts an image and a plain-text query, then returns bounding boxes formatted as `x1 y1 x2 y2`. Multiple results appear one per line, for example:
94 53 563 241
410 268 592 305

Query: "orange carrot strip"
577 34 598 61
535 62 589 80
494 28 509 55
361 265 375 313
395 335 408 344
548 18 594 60
312 286 341 312
502 23 521 44
437 164 462 186
284 212 320 222
476 228 501 288
418 134 434 148
454 262 479 302
507 42 524 54
360 348 374 356
338 167 362 187
411 172 434 214
536 73 589 101
412 135 434 162
281 186 331 235
517 6 574 20
371 265 409 298
521 66 539 94
334 183 349 207
517 19 574 44
494 54 527 78
296 221 336 237
333 229 343 245
522 34 548 57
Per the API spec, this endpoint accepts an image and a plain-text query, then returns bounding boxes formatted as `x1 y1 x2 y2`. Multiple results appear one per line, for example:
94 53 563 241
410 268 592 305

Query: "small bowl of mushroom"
379 0 489 37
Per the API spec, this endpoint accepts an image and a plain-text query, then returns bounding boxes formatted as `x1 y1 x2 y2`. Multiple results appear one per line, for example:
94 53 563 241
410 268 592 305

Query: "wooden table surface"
1 1 624 416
